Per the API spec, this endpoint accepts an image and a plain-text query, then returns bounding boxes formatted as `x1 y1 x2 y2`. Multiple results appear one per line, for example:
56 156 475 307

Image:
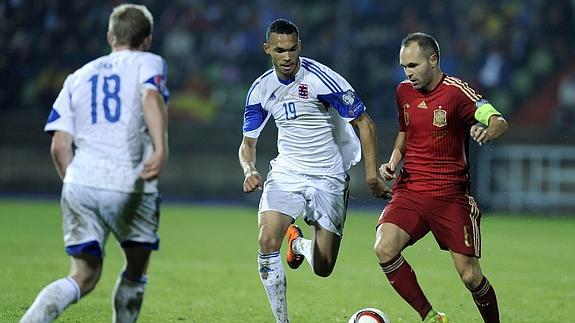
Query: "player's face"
399 42 437 92
264 32 301 80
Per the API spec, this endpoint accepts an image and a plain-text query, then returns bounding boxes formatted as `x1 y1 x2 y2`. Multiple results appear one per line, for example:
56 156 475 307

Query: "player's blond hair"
108 4 153 48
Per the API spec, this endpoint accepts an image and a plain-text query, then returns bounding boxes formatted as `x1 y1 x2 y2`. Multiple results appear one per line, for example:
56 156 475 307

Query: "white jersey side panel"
44 50 169 193
242 57 364 175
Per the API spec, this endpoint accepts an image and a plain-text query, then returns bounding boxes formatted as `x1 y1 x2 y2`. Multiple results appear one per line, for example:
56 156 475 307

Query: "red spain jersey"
394 74 482 196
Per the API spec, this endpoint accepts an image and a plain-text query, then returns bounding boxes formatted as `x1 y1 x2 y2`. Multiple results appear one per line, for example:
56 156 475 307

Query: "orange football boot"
286 224 304 269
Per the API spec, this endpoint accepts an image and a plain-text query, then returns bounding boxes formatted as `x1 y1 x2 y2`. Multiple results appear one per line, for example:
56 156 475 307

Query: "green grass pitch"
1 199 574 322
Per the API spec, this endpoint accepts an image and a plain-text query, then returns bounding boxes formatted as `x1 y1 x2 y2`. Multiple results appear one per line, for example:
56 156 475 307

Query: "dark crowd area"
1 0 574 132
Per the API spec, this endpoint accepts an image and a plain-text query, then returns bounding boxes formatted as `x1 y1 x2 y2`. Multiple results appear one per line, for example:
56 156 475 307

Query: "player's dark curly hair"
401 32 440 62
266 19 299 42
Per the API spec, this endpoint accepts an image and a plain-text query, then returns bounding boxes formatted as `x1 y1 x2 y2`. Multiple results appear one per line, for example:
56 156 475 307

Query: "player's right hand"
141 151 166 181
243 170 262 193
368 177 393 199
379 162 396 181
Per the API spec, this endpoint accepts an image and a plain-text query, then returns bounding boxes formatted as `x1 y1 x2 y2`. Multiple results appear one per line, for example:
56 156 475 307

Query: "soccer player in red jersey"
374 32 508 323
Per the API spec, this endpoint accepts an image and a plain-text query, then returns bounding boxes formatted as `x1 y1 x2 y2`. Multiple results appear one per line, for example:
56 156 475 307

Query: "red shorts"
378 190 482 257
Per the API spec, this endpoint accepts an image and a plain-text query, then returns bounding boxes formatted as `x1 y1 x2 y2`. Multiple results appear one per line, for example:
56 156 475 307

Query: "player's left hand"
141 151 166 180
367 177 393 199
470 123 491 145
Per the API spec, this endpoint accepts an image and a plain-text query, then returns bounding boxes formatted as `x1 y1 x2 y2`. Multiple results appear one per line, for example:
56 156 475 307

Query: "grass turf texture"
1 199 573 322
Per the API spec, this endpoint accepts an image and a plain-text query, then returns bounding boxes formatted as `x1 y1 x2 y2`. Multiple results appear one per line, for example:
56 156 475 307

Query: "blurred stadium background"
1 0 575 213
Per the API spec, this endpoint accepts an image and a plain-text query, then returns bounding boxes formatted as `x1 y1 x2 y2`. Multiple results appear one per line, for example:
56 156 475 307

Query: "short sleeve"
448 78 483 126
458 95 482 126
140 55 170 103
242 81 270 138
44 75 75 136
396 91 407 132
302 58 366 122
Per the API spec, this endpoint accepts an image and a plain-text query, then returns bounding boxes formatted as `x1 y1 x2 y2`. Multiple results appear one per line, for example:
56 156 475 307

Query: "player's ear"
107 32 114 47
263 42 271 55
430 53 438 68
142 36 152 50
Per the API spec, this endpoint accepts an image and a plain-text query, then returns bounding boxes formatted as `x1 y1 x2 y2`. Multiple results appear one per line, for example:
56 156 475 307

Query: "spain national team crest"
298 83 309 99
433 107 447 127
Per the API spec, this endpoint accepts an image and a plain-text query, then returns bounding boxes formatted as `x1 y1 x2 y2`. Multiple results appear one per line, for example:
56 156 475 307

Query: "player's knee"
458 265 482 289
374 225 406 263
258 234 282 253
72 273 100 296
373 240 398 263
314 268 332 277
313 262 335 277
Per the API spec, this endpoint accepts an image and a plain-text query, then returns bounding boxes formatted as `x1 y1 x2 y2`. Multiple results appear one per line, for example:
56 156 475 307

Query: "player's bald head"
401 32 440 62
266 19 299 42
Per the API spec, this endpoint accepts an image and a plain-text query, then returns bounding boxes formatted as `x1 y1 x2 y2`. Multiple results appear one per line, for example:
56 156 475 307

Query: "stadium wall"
3 113 574 213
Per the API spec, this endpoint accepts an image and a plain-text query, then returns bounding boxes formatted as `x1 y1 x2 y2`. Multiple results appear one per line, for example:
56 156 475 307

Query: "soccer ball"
348 307 391 323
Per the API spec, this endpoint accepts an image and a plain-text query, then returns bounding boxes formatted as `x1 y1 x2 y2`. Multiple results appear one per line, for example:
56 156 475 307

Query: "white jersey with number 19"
243 57 364 176
44 50 169 193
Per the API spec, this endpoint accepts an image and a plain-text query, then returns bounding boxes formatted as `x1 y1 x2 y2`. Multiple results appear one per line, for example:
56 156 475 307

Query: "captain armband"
474 101 501 126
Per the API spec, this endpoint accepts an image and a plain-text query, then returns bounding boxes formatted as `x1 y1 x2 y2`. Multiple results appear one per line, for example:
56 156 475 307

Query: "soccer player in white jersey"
20 4 168 323
238 19 392 322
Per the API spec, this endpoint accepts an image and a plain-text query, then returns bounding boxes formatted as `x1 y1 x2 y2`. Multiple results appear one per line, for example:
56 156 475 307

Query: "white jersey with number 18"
44 50 169 193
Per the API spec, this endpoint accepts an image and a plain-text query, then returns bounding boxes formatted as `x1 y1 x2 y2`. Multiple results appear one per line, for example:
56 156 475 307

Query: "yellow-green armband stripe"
474 102 501 126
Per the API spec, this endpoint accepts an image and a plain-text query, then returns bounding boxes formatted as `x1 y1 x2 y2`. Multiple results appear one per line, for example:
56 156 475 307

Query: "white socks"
258 251 289 323
20 277 81 323
292 236 314 269
20 272 147 323
112 272 147 323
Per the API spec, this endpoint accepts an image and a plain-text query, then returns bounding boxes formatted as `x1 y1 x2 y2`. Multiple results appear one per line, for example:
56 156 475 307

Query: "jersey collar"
276 58 302 85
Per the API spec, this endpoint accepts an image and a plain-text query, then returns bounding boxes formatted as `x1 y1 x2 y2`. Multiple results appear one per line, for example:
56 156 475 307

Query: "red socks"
470 276 500 323
380 254 431 319
381 255 499 323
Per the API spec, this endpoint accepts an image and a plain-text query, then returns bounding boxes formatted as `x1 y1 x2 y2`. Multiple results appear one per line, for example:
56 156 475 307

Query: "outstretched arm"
50 131 74 180
238 136 262 193
141 88 168 180
351 112 392 199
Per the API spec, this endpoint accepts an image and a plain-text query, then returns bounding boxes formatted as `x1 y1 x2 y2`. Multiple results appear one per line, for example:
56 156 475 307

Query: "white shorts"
259 161 350 236
61 183 161 258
